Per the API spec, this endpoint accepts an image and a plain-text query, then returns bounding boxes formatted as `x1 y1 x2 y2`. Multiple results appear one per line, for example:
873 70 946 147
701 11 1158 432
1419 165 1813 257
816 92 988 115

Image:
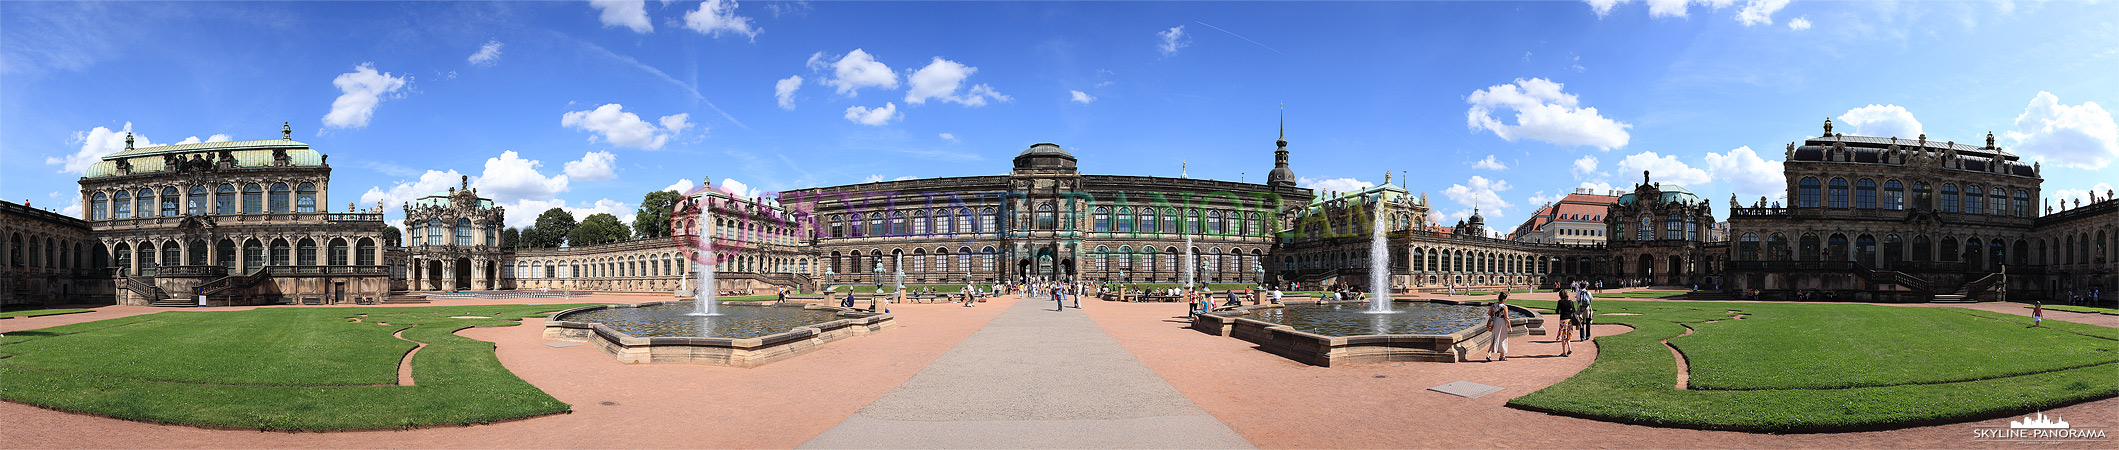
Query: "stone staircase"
380 293 431 304
148 297 196 307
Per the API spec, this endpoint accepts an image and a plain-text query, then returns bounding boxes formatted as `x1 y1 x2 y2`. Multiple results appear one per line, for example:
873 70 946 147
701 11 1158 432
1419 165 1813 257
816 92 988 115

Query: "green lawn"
1505 299 2119 432
0 308 94 319
2031 304 2119 316
1592 290 1692 298
0 304 599 430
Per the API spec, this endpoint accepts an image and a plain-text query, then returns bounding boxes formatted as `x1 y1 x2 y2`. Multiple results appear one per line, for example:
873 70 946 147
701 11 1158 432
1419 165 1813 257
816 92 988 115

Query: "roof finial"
461 174 469 192
1986 131 1996 148
1276 103 1287 148
282 122 292 140
1384 171 1391 184
1823 117 1833 135
1180 160 1188 178
124 132 134 151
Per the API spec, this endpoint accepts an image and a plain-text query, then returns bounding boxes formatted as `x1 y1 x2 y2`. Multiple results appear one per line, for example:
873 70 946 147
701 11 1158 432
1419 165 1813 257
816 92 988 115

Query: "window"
2014 190 2031 217
296 183 317 212
297 238 316 265
1248 213 1262 237
1964 185 1983 215
113 190 131 219
1990 188 2007 216
868 212 884 237
91 192 109 220
1913 235 1933 261
830 215 844 237
328 239 349 266
1828 178 1849 208
1940 184 1959 213
160 187 178 217
133 189 153 218
486 225 497 246
1114 207 1132 233
980 207 996 234
217 184 237 214
1637 214 1654 241
912 210 927 235
1094 207 1110 232
1882 180 1904 210
1187 209 1202 234
1855 179 1877 209
956 208 972 234
1034 203 1055 230
1161 208 1178 234
1665 214 1684 240
1739 233 1760 260
1913 182 1932 210
242 184 263 213
1206 211 1222 235
269 183 290 213
1798 177 1820 208
1138 208 1157 233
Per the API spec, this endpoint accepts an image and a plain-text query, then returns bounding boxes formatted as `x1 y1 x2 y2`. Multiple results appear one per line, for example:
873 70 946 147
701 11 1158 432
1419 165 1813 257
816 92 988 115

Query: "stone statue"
283 122 292 140
1986 131 1996 148
1823 117 1833 135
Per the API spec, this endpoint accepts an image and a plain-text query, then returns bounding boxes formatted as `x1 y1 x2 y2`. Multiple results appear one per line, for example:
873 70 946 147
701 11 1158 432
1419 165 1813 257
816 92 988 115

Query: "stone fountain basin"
1192 299 1544 365
543 301 893 367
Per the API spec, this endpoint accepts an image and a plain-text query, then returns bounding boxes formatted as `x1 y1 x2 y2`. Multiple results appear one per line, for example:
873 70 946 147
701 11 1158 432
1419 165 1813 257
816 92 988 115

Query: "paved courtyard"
3 291 2114 449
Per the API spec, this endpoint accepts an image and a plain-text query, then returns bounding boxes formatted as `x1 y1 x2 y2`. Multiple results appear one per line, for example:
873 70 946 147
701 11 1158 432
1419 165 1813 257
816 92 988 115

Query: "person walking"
1071 284 1081 308
2032 301 2044 327
1576 288 1594 341
1553 288 1575 356
1487 293 1511 361
1053 284 1065 311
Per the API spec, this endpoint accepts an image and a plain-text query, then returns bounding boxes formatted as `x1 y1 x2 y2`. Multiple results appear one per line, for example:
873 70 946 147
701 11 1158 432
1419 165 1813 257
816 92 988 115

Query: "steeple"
1267 104 1297 188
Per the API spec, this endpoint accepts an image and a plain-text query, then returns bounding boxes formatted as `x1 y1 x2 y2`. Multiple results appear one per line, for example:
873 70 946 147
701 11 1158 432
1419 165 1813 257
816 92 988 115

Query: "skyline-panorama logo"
1972 412 2108 442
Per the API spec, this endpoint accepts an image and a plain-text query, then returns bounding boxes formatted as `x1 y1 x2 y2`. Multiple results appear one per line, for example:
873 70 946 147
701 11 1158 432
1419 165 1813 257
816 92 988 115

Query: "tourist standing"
1071 284 1081 308
1577 289 1594 341
1053 284 1065 311
1487 293 1511 361
1553 288 1575 356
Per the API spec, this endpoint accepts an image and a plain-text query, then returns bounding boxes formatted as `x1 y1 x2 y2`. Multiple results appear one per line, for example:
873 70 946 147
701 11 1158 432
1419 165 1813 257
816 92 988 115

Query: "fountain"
687 206 721 317
1367 195 1392 313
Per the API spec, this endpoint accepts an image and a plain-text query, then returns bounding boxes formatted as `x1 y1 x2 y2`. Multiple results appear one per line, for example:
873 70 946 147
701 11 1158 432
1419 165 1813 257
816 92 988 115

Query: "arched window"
1827 234 1849 262
1767 233 1790 261
2013 189 2031 217
1739 233 1760 260
934 208 951 234
269 239 291 266
456 218 473 246
90 192 109 220
1883 235 1904 267
1637 214 1654 241
160 240 179 269
187 185 207 215
1138 208 1156 233
912 210 927 235
1114 207 1132 233
868 212 884 237
1940 184 1959 213
328 238 349 266
980 207 996 234
1186 209 1202 234
134 188 153 218
1162 208 1178 234
1990 188 2007 216
1938 236 1960 262
1206 211 1223 235
486 224 497 246
242 184 264 213
1798 177 1820 208
269 183 291 213
113 242 132 276
242 239 263 272
1913 235 1933 261
1913 182 1932 210
296 183 317 213
1093 207 1111 232
1964 185 1984 215
830 214 845 237
1855 179 1877 209
356 238 376 266
160 187 178 217
297 238 317 265
1034 203 1056 230
217 184 237 214
956 208 972 234
958 246 972 272
112 190 131 219
1828 178 1849 209
1799 233 1822 261
1883 180 1905 210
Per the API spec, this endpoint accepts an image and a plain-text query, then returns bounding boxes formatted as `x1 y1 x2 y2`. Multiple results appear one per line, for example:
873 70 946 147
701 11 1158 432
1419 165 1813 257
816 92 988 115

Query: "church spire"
1267 104 1297 188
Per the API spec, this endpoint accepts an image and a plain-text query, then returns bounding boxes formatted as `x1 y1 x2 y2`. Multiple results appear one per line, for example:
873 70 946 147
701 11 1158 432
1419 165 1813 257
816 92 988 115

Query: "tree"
570 213 631 246
501 227 521 249
522 208 576 248
635 190 686 239
381 226 403 247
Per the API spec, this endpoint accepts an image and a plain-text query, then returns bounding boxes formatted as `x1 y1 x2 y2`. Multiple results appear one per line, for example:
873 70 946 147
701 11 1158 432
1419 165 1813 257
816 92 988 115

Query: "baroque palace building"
503 182 815 295
1724 118 2114 301
1 200 99 305
1604 171 1726 287
1274 179 1612 292
72 124 391 305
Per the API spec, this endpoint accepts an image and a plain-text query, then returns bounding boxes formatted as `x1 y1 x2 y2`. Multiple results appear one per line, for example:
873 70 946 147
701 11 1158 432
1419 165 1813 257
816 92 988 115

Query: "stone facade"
2030 196 2116 299
400 179 508 292
74 125 390 305
1509 189 1622 245
1721 119 2103 301
1 200 105 306
1275 181 1612 292
1604 171 1724 287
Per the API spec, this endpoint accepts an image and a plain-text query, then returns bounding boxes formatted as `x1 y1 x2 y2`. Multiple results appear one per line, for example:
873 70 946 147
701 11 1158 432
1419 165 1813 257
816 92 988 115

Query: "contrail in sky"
1194 20 1286 56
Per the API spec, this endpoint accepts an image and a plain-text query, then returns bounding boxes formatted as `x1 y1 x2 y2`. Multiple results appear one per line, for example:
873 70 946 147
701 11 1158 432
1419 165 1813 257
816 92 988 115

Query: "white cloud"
171 133 231 145
468 40 503 66
939 132 959 142
683 0 760 40
1527 191 1564 206
864 174 885 183
590 0 653 33
1615 151 1712 188
563 150 619 181
844 102 899 126
1788 16 1812 30
2006 91 2119 170
1442 175 1514 213
1703 146 1786 201
774 75 802 110
60 197 82 218
812 49 897 97
1158 25 1189 56
2050 183 2116 209
561 104 689 150
1839 104 1924 138
1298 177 1375 194
361 169 468 218
893 176 917 181
473 150 571 203
322 63 409 129
206 134 233 143
1735 0 1788 26
905 57 1008 106
1572 155 1599 178
1070 90 1096 104
1584 0 1624 16
1472 155 1508 170
497 198 636 229
1466 77 1632 150
663 178 696 193
1578 181 1618 195
49 122 145 174
719 177 766 198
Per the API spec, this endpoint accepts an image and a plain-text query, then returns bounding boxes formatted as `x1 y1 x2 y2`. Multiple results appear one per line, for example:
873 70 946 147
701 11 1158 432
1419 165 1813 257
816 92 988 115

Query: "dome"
1013 143 1078 171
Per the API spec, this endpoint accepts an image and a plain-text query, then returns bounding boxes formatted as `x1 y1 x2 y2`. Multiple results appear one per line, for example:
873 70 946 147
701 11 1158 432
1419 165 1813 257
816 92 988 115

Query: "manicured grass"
1591 290 1692 298
2031 304 2119 316
0 308 94 319
1505 299 2119 432
0 304 600 430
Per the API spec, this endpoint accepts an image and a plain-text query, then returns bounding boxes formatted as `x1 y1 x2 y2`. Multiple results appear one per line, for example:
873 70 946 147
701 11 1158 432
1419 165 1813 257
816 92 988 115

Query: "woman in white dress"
1487 293 1511 361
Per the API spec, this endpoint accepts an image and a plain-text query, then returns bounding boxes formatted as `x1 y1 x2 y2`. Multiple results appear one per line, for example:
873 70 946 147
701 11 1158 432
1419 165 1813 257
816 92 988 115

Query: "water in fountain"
1367 196 1393 313
1183 232 1195 290
688 209 722 317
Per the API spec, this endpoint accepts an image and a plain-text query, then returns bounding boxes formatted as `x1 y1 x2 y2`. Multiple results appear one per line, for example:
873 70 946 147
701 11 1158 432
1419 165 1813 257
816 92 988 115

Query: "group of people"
2062 289 2103 306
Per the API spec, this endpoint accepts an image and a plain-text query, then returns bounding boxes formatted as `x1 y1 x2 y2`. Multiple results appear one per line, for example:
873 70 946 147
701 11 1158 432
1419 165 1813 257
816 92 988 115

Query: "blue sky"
6 1 2116 235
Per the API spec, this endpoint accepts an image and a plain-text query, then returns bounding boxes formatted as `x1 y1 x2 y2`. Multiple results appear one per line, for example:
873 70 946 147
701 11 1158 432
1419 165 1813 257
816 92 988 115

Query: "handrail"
123 276 167 300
